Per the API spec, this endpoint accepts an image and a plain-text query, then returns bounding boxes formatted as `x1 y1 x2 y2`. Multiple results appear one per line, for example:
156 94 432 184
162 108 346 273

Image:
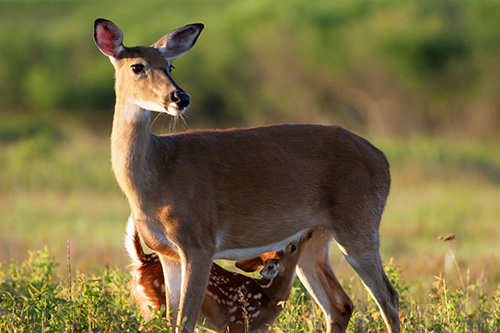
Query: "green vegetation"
1 1 500 331
1 249 499 332
1 1 500 136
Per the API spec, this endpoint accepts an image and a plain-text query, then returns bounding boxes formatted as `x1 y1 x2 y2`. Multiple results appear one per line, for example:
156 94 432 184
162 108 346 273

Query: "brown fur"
94 18 400 332
127 223 313 332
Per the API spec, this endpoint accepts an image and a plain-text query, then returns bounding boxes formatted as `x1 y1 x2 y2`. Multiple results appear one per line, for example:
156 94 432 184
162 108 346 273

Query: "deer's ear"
235 256 264 273
260 262 279 280
153 23 204 59
94 18 124 58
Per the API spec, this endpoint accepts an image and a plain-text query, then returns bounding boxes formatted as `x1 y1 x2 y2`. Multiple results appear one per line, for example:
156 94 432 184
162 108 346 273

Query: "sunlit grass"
0 112 130 272
1 249 499 331
374 135 500 302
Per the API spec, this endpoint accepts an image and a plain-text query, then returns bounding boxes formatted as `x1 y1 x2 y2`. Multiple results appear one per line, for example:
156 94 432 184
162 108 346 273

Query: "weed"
1 248 500 331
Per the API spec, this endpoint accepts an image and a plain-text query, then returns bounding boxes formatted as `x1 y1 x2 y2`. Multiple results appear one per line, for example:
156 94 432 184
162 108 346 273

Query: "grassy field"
1 248 498 331
1 112 499 330
2 1 500 330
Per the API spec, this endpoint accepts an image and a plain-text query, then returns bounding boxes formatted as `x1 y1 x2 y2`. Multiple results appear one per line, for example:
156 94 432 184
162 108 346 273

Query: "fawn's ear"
94 18 124 58
260 262 279 280
153 23 204 59
235 256 264 273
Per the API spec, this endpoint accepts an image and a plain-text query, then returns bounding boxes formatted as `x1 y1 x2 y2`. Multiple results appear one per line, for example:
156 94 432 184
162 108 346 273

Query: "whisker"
169 116 179 133
151 112 163 129
160 113 171 134
168 117 174 133
180 107 191 130
179 114 189 129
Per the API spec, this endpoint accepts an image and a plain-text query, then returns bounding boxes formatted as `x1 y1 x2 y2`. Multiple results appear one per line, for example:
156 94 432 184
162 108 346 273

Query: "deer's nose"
171 91 190 108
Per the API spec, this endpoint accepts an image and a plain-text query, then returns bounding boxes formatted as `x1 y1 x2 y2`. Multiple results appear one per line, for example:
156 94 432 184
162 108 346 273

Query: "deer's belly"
213 229 309 261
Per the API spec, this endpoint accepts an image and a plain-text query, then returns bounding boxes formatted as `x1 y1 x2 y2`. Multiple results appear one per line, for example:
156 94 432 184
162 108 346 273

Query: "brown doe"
126 217 314 332
93 18 400 332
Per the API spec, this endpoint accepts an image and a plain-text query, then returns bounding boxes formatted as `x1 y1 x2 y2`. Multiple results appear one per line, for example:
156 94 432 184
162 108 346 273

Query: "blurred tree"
0 1 499 138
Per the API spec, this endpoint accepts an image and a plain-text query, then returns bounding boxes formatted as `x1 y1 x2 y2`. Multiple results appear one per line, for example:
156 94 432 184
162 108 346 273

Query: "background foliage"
1 1 500 135
1 1 499 331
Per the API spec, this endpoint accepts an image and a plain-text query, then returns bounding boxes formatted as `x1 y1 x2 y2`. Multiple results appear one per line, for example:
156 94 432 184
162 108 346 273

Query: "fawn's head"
235 230 314 279
93 18 203 117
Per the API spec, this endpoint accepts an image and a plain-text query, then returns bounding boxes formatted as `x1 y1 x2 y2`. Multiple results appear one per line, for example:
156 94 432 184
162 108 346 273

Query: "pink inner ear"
96 25 121 57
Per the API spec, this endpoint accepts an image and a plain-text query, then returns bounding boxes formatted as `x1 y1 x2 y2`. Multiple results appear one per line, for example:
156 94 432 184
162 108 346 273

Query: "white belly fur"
214 229 310 261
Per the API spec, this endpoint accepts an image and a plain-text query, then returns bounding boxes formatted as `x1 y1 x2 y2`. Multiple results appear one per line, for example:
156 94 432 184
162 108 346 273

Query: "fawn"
126 217 313 332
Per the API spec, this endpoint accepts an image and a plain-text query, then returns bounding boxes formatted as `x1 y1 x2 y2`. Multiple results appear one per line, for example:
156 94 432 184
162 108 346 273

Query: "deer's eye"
290 244 297 253
131 64 145 74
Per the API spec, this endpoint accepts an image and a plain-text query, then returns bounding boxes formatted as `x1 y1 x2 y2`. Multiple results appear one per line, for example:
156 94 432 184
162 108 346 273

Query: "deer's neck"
111 100 155 211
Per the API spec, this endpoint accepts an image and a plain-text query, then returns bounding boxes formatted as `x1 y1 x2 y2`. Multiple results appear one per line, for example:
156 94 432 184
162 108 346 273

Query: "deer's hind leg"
296 229 353 333
332 221 400 332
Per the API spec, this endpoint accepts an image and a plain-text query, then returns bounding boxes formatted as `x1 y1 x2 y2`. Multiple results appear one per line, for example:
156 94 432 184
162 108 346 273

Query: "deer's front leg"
176 251 213 333
158 255 183 326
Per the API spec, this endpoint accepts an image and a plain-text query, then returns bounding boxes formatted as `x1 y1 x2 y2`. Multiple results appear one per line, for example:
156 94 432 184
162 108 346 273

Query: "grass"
375 135 500 302
1 248 499 332
0 112 130 273
1 112 499 330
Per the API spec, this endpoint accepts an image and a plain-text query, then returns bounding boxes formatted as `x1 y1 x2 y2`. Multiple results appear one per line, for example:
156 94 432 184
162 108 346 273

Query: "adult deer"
126 217 314 332
93 18 400 332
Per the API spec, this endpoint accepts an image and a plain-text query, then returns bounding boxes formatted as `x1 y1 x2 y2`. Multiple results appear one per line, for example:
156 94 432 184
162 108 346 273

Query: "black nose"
171 91 190 108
